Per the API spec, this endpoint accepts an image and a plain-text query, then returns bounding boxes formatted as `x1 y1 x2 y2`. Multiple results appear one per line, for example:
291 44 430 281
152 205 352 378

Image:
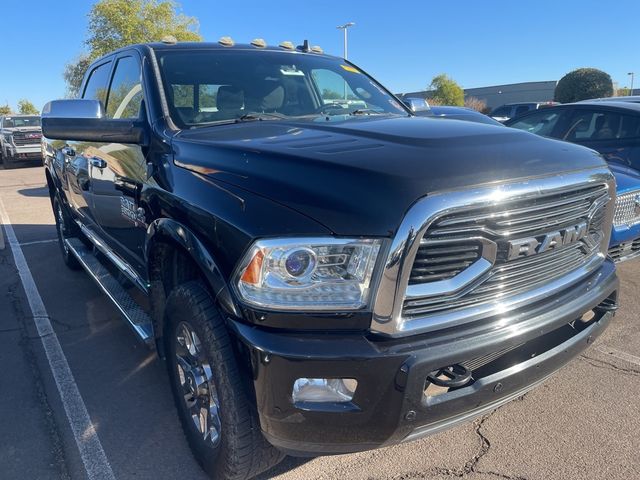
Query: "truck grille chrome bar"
371 168 615 337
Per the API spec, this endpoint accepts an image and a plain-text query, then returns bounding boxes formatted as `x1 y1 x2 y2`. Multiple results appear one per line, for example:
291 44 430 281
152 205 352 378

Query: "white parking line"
596 345 640 367
0 197 116 480
19 238 58 247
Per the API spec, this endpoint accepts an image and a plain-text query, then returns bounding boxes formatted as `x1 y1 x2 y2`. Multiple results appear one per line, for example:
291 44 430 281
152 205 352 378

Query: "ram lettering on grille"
506 221 588 261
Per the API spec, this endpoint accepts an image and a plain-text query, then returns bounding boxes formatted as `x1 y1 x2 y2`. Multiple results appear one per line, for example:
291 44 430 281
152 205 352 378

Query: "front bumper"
6 144 42 159
229 260 618 456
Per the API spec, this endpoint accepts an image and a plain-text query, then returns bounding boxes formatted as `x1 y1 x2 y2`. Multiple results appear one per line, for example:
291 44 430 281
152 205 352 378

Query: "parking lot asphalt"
1 164 639 480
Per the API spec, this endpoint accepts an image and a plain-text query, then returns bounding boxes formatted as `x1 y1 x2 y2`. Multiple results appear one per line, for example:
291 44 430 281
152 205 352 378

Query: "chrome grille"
404 242 594 317
403 183 609 319
613 190 640 227
409 242 481 284
609 238 640 263
425 184 607 240
12 131 42 146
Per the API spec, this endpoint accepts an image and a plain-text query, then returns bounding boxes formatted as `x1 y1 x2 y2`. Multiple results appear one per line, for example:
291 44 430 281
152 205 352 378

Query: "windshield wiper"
349 108 385 116
235 112 286 122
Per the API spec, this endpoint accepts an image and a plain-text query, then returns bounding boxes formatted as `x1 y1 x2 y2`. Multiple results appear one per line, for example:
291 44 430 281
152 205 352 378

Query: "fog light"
292 378 358 403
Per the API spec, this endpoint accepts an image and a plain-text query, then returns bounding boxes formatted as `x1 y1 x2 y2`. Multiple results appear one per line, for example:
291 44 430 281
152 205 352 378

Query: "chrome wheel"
175 322 222 447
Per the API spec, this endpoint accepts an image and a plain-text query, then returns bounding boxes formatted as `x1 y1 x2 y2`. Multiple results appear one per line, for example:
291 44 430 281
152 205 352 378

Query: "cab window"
491 106 511 117
508 110 563 137
106 56 143 119
82 61 112 106
565 109 640 141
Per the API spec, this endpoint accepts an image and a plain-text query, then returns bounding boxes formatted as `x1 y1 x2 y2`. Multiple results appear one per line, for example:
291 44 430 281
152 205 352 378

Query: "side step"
65 237 154 346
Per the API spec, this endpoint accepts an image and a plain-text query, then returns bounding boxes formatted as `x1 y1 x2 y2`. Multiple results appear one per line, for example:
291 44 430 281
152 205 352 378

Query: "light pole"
336 22 355 100
336 22 355 59
629 72 635 95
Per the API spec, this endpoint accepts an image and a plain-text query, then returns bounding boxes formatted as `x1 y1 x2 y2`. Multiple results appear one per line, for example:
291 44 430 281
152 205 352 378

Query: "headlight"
234 238 383 310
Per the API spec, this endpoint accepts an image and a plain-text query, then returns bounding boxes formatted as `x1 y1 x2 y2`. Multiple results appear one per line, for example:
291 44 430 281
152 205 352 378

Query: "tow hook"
594 298 619 313
427 364 472 388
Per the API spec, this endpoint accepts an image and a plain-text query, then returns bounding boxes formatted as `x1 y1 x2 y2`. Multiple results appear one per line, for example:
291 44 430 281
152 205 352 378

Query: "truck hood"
172 116 608 236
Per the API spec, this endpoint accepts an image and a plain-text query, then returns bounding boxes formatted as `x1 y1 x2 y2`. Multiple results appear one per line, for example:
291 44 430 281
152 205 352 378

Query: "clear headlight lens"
235 238 382 310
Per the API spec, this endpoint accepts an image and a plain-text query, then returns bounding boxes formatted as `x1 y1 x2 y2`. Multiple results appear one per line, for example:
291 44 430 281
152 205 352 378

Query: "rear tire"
164 281 283 479
53 197 81 270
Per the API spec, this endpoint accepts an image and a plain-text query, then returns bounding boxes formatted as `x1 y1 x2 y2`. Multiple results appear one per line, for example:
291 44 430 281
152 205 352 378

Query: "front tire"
164 281 283 479
53 197 81 270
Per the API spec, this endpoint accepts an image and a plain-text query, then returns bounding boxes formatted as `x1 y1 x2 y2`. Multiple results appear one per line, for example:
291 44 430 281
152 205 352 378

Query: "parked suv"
42 40 619 479
0 114 43 166
490 102 558 122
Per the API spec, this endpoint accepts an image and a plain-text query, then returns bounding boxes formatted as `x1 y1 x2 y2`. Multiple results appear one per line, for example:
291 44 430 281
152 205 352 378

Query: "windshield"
3 116 41 128
156 49 408 128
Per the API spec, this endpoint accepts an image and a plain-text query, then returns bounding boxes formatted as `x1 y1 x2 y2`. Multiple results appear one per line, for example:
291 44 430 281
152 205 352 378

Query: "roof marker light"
218 36 235 47
161 35 177 45
310 45 323 54
279 41 295 50
251 38 267 48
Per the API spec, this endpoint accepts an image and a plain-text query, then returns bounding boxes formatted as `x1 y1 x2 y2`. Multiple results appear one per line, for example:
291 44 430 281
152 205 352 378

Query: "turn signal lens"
240 250 264 285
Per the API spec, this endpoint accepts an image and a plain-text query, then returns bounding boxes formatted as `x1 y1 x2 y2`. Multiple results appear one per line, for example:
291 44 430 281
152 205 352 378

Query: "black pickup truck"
42 39 619 479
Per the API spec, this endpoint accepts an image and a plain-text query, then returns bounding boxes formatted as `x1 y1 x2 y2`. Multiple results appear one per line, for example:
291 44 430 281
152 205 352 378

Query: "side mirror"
42 99 145 144
403 97 431 113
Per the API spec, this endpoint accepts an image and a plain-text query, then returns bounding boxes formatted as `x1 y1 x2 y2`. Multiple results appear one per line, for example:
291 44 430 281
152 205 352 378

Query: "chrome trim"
371 167 616 337
609 239 640 263
75 221 149 293
405 237 496 299
613 190 640 227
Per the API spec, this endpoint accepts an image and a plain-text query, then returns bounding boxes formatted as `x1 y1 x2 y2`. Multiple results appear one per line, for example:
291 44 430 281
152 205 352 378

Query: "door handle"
61 146 75 157
90 157 107 169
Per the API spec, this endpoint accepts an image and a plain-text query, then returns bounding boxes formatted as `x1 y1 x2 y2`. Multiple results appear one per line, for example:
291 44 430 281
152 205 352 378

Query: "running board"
65 237 154 346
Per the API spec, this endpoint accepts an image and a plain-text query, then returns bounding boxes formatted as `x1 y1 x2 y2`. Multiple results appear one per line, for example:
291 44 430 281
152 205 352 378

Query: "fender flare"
144 218 239 317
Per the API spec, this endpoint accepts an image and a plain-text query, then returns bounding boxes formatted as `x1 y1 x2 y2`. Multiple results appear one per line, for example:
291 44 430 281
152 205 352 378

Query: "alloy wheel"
174 322 222 447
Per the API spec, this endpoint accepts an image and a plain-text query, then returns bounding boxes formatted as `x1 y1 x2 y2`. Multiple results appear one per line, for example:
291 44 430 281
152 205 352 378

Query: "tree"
428 74 464 106
0 104 11 115
554 68 613 103
616 87 631 97
464 96 487 112
64 55 93 98
17 99 39 115
64 0 202 97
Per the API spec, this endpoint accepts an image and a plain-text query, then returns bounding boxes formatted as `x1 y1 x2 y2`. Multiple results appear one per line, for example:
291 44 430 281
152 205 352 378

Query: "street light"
336 22 355 59
629 72 635 95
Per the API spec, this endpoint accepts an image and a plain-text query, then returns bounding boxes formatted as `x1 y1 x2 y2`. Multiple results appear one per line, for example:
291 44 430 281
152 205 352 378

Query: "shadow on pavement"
18 186 50 197
256 456 314 479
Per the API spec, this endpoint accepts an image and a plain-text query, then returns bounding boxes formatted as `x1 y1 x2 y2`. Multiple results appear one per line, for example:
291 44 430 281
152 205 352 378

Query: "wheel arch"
145 218 240 349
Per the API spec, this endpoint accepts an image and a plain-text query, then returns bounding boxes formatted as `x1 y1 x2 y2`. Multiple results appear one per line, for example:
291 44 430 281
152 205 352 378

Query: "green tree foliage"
554 68 613 103
428 74 464 106
63 55 93 98
64 0 202 97
0 104 12 115
17 99 39 115
322 88 343 100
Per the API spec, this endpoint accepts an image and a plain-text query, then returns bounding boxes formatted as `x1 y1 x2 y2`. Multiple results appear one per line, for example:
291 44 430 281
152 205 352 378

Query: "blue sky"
1 0 638 110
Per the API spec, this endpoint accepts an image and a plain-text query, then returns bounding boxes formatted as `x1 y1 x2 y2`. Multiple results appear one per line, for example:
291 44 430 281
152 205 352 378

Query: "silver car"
0 115 43 166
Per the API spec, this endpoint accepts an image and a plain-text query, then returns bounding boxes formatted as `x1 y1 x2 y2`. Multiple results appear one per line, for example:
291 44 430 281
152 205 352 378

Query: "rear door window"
564 109 632 142
82 61 112 106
